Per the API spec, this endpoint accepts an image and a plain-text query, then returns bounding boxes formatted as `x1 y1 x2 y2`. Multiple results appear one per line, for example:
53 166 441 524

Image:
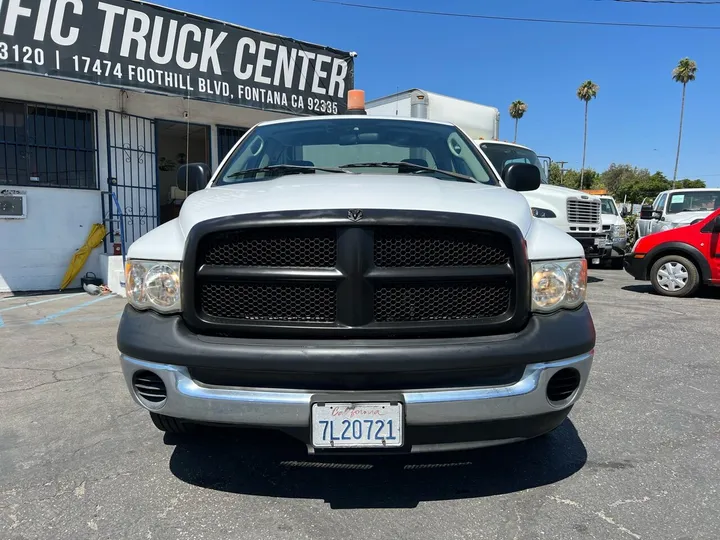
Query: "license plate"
311 402 403 449
592 258 600 265
594 237 607 248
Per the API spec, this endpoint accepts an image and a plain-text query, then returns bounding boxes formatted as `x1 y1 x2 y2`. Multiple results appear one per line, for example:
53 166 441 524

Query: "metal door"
106 110 158 249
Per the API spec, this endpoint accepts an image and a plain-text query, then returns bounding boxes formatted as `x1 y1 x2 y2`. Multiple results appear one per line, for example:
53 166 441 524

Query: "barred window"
0 99 97 189
217 126 248 164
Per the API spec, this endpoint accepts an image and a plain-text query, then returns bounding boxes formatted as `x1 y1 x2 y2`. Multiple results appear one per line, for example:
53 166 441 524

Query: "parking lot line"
0 293 84 313
30 294 117 325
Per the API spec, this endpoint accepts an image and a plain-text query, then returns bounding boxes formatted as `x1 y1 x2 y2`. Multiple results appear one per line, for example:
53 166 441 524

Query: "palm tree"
671 57 697 185
508 100 528 143
576 80 599 190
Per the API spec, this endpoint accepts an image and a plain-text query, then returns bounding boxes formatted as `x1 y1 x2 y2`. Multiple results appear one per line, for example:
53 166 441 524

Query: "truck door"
639 192 666 237
701 213 720 282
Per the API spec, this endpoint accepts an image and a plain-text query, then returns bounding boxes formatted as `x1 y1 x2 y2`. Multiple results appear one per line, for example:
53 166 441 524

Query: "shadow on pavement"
622 284 720 299
588 276 604 283
166 419 587 509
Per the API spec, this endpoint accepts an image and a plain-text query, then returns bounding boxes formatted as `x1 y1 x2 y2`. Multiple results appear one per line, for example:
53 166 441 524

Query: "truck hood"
177 174 534 235
663 210 712 225
535 183 600 200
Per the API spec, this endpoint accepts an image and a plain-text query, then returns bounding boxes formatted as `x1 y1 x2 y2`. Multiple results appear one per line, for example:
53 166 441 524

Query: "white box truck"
366 89 608 261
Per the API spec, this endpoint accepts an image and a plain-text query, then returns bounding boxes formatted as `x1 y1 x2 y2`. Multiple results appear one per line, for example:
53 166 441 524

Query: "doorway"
156 120 211 224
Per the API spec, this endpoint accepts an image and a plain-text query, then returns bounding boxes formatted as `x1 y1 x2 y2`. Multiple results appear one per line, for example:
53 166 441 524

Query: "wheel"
149 412 195 434
611 257 624 270
649 255 700 297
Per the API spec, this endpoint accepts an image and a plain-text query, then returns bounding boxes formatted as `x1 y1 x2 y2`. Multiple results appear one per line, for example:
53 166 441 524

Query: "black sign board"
0 0 355 115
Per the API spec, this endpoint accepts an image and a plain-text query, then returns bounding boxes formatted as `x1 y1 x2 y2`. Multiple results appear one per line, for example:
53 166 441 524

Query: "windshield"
214 118 497 186
666 191 720 214
478 142 549 184
601 198 618 215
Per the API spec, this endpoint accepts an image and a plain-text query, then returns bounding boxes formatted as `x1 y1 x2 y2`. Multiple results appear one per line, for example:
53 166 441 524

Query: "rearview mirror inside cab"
502 163 541 192
177 163 211 193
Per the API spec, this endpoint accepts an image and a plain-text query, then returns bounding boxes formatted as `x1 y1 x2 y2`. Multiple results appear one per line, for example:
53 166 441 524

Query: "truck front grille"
182 210 529 339
567 199 601 224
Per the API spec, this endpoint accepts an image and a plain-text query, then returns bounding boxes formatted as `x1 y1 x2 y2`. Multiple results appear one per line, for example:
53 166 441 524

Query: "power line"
597 0 720 4
311 0 720 30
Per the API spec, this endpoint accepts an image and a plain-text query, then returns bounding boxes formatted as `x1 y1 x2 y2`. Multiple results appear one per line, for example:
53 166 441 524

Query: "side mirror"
502 163 541 192
639 204 654 220
177 163 211 193
652 210 664 220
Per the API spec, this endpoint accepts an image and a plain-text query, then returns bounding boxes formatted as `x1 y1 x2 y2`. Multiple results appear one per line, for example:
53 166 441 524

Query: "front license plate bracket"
310 394 405 450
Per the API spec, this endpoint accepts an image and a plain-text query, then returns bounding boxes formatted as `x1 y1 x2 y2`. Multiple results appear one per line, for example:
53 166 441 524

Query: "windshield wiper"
227 164 354 179
339 161 478 184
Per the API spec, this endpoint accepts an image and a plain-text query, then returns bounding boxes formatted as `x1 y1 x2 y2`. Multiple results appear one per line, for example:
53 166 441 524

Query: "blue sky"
167 0 720 186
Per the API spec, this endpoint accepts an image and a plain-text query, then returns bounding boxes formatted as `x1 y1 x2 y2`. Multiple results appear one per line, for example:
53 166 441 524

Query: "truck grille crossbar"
567 199 601 224
182 210 529 339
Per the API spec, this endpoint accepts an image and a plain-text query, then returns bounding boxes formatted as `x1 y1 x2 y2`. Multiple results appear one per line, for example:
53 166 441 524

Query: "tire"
649 254 700 298
149 412 195 434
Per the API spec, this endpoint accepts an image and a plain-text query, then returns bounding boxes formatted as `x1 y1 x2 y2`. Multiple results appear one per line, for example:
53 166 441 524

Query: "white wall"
0 71 292 293
0 188 101 292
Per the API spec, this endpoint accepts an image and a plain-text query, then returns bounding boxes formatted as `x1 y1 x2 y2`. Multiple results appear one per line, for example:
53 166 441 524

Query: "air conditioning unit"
0 193 27 219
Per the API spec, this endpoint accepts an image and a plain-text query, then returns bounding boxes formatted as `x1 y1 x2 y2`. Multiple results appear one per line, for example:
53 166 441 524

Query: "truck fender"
643 242 712 283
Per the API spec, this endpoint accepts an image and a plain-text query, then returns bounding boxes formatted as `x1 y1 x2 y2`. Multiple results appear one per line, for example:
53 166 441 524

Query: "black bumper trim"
624 253 648 280
117 303 596 374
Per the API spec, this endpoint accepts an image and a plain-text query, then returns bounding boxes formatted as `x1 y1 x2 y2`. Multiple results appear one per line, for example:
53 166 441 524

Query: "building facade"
0 0 355 293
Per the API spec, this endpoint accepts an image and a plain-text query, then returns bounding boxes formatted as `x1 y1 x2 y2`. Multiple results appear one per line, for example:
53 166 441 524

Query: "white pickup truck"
636 188 720 241
366 90 607 262
117 91 595 454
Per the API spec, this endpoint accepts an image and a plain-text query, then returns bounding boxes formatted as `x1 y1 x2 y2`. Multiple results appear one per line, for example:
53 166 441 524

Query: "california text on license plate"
311 402 404 449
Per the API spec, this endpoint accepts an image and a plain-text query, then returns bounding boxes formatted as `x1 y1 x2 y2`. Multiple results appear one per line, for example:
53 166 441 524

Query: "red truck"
624 207 720 297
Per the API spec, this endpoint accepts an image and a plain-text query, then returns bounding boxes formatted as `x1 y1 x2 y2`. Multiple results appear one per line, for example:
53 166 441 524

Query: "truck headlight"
611 223 627 239
531 207 556 218
531 258 587 313
125 260 182 314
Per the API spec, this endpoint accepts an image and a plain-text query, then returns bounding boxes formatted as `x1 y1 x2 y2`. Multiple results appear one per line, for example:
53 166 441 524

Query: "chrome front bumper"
120 351 594 428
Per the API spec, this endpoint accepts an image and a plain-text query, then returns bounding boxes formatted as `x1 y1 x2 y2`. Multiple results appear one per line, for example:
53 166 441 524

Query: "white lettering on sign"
199 29 227 75
120 9 150 59
51 0 82 46
175 23 201 70
3 0 33 36
296 50 314 91
233 36 255 80
149 16 176 64
329 58 348 98
273 45 297 89
98 2 124 54
253 40 275 85
312 54 330 95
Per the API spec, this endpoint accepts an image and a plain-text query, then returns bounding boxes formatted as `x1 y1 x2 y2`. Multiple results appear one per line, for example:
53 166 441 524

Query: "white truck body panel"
366 89 500 141
365 91 605 254
128 174 583 262
636 188 720 239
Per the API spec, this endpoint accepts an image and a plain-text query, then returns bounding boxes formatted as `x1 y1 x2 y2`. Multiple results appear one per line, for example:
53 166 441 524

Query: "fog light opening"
132 370 167 406
546 368 581 403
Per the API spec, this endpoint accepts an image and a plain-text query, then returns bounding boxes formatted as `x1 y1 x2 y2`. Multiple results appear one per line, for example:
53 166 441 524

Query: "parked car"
624 207 720 297
116 90 596 454
635 188 720 241
599 195 627 269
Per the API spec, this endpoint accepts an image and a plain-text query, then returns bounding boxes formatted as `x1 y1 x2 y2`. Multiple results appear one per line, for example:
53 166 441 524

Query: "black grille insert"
375 227 511 267
200 282 336 322
374 283 511 322
199 227 337 267
132 371 166 403
184 210 529 339
546 368 581 402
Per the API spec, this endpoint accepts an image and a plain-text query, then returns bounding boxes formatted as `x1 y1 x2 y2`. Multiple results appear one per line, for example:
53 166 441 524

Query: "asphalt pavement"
1 269 718 540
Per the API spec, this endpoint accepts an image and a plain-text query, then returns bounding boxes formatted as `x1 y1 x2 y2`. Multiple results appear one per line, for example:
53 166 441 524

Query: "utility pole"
555 161 568 183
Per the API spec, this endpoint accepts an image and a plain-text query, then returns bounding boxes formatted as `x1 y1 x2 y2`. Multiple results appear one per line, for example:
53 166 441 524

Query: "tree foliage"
549 161 707 203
